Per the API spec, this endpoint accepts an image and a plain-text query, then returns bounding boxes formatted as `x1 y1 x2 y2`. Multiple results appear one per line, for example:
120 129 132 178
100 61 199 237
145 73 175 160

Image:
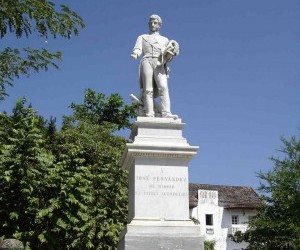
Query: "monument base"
119 117 204 249
118 220 204 250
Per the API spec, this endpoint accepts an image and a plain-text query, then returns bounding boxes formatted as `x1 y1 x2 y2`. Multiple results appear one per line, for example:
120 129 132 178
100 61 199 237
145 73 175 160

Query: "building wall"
190 189 256 250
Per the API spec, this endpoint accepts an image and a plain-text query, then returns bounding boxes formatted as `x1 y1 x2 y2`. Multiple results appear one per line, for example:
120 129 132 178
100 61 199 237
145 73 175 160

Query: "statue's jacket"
132 33 169 99
132 33 169 59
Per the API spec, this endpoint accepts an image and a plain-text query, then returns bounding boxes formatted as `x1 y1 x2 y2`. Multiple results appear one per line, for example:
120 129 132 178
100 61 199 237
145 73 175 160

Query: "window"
206 214 213 226
232 215 239 224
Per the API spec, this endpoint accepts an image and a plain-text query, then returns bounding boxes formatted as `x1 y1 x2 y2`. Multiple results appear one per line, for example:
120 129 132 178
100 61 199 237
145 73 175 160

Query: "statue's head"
148 14 162 32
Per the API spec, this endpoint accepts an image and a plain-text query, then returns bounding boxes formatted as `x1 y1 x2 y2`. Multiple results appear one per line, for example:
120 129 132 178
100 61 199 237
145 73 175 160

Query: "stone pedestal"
118 117 204 250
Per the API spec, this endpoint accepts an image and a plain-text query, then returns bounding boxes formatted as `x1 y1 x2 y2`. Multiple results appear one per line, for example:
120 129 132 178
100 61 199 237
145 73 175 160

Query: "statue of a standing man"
131 14 179 118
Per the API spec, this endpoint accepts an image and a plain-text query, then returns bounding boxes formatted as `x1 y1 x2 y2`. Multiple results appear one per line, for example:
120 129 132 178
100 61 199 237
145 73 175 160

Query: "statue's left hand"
168 40 179 56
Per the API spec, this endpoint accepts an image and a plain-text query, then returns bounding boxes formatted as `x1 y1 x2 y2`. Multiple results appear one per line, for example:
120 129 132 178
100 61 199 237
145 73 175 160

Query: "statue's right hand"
131 53 138 60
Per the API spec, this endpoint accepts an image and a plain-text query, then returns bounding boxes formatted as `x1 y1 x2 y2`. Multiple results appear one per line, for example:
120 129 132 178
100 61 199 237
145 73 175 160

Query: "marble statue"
131 14 179 119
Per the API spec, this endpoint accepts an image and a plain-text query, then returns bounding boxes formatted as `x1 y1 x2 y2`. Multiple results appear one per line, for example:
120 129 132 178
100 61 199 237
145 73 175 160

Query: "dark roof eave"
224 205 260 209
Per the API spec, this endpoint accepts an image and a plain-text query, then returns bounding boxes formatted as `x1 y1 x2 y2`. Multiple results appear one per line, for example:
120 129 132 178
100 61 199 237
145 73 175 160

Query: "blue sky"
1 0 300 189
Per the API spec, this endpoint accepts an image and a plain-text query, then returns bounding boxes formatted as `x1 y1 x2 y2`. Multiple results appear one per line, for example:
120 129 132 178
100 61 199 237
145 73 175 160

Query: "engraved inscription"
135 171 188 197
136 175 187 183
132 152 190 159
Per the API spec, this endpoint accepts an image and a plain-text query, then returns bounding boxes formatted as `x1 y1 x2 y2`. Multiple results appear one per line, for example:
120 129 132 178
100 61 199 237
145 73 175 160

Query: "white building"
189 184 261 250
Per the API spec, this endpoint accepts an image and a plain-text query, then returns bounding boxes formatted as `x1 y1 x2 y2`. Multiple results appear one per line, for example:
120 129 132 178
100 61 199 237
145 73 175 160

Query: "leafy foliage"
0 99 55 249
231 136 300 250
204 240 215 250
0 0 85 100
0 91 136 249
0 47 61 100
70 89 137 130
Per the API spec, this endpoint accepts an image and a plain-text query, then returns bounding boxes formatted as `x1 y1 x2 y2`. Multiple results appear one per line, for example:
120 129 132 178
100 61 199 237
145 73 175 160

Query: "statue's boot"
159 88 178 119
162 112 178 119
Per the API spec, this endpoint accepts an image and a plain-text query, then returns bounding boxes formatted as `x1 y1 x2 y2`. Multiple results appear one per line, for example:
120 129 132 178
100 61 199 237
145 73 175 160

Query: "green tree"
232 135 300 250
0 90 136 249
0 0 85 100
41 117 128 249
0 99 55 249
69 88 135 130
44 89 134 249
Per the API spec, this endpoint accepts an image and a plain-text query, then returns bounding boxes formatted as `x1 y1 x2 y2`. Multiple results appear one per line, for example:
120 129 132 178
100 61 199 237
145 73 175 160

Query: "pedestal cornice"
121 143 199 171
